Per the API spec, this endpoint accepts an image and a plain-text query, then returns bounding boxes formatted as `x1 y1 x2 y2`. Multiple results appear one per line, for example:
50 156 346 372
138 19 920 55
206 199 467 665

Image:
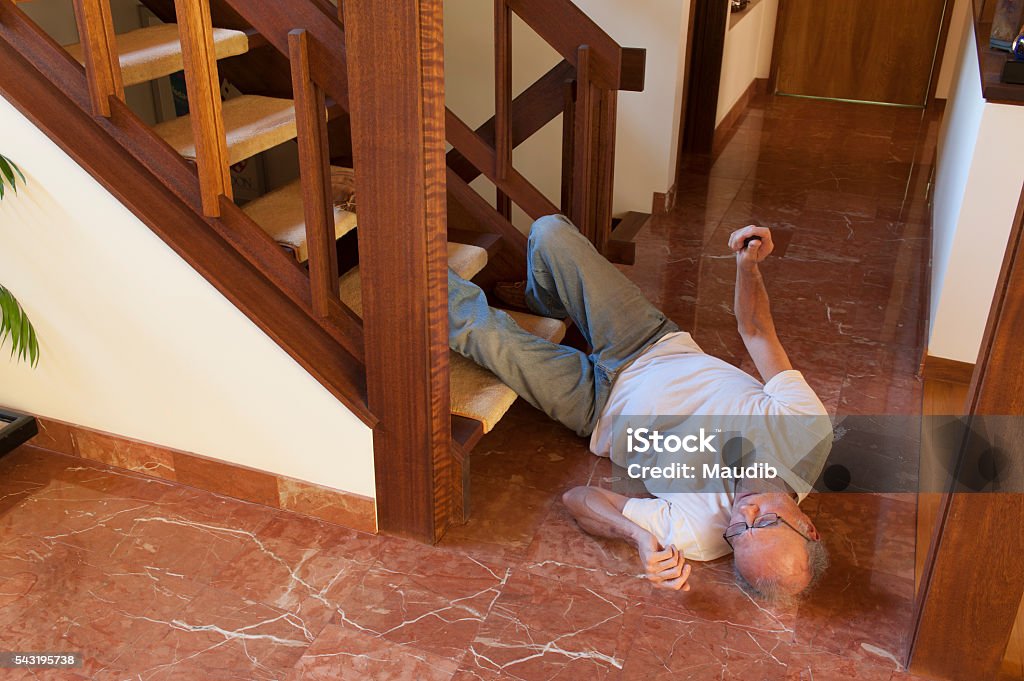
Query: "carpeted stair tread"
337 244 564 431
153 95 296 165
449 311 566 432
65 24 249 87
244 166 357 262
338 243 488 316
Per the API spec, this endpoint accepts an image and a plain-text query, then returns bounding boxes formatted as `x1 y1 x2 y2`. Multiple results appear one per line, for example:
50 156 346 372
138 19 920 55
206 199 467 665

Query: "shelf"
974 20 1024 104
729 0 764 30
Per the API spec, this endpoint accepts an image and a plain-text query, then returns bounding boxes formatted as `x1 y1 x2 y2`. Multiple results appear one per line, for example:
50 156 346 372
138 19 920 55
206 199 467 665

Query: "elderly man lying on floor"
448 215 833 602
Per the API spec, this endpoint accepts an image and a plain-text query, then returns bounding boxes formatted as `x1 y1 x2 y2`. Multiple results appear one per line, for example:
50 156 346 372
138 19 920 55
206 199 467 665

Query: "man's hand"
728 225 774 270
637 532 692 591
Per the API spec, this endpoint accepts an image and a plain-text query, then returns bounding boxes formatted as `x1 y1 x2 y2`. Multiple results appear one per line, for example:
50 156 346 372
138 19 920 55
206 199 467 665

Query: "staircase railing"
0 0 644 543
444 0 645 260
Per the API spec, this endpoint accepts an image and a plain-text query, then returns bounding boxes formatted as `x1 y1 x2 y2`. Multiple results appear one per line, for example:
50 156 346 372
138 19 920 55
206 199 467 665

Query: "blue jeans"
448 214 678 436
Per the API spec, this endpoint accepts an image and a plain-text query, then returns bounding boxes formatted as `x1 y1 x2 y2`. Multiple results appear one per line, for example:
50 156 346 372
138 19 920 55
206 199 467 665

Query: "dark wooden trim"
0 3 373 426
922 355 976 386
606 211 650 265
682 0 729 154
674 0 700 181
768 0 787 94
909 184 1024 679
344 0 453 542
927 0 958 102
507 0 645 91
712 77 768 153
0 409 39 458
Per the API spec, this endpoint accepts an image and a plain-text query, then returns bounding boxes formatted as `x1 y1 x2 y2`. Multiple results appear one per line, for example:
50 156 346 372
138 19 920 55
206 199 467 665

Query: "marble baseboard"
24 415 377 534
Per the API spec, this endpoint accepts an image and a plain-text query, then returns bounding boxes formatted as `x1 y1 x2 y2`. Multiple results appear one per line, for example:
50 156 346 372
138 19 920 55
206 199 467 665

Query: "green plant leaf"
0 154 18 196
0 285 40 367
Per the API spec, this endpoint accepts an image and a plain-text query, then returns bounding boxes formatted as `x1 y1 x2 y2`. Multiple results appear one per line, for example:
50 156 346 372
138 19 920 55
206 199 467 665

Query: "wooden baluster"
571 45 595 243
173 0 232 217
560 77 575 216
494 0 513 219
494 0 512 180
289 29 339 319
592 88 617 255
70 0 124 117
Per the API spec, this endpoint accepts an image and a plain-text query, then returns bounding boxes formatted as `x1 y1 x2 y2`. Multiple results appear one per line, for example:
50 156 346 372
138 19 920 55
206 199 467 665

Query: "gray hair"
734 539 830 605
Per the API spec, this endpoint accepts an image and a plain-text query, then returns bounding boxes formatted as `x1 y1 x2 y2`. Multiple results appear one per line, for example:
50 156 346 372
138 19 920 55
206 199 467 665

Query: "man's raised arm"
728 225 794 383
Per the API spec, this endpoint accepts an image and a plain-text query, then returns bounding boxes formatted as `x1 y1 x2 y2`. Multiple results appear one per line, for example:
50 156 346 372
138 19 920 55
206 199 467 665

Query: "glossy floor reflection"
1 95 944 679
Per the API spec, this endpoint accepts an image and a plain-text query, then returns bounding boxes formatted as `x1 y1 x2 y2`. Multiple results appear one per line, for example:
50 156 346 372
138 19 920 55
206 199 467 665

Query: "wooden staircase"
0 0 644 541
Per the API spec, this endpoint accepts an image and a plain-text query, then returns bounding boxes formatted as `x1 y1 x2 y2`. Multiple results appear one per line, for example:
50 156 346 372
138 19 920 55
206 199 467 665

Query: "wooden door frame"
677 0 729 159
909 187 1024 679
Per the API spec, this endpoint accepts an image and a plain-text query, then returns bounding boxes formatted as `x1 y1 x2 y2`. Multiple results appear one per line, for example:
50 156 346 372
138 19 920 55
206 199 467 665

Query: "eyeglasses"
722 512 816 548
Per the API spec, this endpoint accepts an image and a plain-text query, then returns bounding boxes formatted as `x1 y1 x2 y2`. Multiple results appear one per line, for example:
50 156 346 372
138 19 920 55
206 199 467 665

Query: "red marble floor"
0 95 942 680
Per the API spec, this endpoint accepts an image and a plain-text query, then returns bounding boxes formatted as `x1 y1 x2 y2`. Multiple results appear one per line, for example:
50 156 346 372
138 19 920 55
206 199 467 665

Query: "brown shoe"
493 280 530 311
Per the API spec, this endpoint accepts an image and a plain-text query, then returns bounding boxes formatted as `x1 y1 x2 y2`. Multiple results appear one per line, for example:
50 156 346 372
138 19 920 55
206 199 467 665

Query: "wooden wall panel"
774 0 948 106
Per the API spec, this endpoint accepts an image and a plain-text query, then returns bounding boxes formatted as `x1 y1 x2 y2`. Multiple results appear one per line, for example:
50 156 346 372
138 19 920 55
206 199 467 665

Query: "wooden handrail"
173 0 233 217
507 0 646 91
289 29 339 319
70 0 123 117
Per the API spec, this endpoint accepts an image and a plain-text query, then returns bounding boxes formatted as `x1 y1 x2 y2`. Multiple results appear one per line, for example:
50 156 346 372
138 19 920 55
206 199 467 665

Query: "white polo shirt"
589 331 832 561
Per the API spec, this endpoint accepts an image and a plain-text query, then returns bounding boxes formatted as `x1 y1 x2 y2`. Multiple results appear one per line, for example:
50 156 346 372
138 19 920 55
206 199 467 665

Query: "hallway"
0 95 941 680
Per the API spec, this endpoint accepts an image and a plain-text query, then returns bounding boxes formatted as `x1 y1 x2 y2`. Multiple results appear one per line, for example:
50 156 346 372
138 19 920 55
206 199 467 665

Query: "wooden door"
773 0 949 106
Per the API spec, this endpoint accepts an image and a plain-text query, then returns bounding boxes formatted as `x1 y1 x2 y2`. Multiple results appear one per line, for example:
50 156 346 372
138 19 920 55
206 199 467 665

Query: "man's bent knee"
529 214 577 249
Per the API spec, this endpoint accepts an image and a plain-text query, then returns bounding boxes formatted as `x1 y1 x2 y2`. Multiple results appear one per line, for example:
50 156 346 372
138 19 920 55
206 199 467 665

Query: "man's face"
729 492 819 595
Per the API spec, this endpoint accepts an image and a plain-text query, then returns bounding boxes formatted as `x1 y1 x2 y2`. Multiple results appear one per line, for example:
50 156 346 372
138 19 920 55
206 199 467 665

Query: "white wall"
444 0 692 221
929 21 1024 363
0 96 376 498
717 0 778 126
934 0 972 100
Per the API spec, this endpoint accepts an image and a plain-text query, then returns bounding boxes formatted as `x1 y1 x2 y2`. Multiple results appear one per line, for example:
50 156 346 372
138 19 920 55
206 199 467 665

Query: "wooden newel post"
343 0 454 542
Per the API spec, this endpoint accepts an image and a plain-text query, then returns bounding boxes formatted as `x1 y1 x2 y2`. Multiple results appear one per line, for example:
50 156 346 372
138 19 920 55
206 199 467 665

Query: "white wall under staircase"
0 96 376 499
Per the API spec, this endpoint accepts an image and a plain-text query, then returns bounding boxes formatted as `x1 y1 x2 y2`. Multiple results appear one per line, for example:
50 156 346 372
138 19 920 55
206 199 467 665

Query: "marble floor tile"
285 624 460 680
330 537 509 663
460 570 641 679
